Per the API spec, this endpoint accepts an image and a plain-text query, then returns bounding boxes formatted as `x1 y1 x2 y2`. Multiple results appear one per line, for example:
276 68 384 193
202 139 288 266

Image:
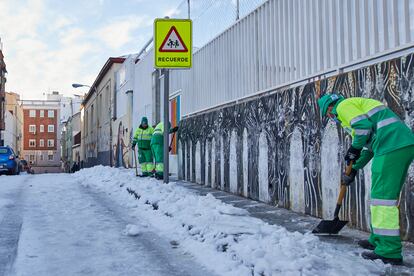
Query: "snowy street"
0 167 413 275
0 173 212 276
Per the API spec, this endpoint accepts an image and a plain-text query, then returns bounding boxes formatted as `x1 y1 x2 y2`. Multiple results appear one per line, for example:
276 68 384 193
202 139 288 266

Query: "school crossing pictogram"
159 26 188 53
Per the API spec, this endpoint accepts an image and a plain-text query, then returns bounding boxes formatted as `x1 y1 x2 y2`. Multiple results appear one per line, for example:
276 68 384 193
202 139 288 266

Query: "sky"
0 0 183 100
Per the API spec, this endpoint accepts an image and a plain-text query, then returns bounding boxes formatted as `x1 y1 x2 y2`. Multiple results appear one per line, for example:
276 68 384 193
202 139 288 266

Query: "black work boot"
358 240 375 250
361 251 403 265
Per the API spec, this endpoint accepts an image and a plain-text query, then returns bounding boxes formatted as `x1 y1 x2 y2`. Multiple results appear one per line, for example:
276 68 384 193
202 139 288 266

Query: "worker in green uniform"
132 117 154 177
151 122 179 180
318 94 414 265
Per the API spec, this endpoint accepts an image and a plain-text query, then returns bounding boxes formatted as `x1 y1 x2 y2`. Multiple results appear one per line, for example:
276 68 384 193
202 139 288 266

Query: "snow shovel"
169 132 176 151
312 161 353 235
133 148 139 177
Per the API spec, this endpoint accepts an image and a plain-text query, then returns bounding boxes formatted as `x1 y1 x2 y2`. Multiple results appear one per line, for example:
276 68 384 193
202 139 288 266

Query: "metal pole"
187 0 191 19
163 69 169 184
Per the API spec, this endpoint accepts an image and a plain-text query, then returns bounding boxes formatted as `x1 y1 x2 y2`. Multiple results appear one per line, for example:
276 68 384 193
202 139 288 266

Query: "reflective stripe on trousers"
155 163 163 172
370 198 400 236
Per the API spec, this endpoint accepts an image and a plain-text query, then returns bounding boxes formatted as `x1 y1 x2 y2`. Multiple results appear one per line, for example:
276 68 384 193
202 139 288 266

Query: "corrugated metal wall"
169 0 414 116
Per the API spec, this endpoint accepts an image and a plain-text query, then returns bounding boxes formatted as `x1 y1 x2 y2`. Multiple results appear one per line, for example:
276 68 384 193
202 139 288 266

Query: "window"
48 110 54 118
39 139 44 147
48 125 54 133
40 154 44 161
29 125 36 133
48 139 54 147
40 110 44 117
29 110 36 117
29 139 36 147
40 125 44 132
48 154 54 161
29 155 35 161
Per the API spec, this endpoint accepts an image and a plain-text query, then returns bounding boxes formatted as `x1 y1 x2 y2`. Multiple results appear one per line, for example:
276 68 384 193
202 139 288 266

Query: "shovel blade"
312 219 348 235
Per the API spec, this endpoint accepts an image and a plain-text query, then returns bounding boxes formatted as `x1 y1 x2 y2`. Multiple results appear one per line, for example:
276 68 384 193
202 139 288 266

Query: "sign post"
154 18 192 184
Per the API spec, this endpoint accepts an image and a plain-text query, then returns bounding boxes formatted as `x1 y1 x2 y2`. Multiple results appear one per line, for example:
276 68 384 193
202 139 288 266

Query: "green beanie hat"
141 117 148 125
317 94 344 118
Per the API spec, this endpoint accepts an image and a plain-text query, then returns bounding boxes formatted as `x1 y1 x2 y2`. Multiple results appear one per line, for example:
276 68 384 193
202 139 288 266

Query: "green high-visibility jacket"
334 97 414 169
133 125 154 149
151 122 174 146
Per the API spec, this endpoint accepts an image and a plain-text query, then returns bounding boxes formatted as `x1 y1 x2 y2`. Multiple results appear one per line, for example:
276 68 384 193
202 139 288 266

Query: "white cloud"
95 16 151 50
50 16 74 33
0 0 96 99
0 0 185 100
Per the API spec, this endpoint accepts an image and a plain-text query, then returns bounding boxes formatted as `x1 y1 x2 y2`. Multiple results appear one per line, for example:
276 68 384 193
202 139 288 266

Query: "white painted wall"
242 129 249 197
321 121 341 219
211 138 216 188
4 110 17 150
229 130 238 193
133 49 154 130
220 135 225 190
258 132 270 203
195 141 201 184
289 127 305 213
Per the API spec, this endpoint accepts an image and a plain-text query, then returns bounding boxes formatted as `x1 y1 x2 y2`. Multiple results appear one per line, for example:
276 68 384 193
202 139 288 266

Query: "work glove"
342 168 357 186
171 126 179 133
345 146 361 165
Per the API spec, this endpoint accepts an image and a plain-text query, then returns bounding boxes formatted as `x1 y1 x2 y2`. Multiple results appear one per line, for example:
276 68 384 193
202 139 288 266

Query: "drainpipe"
126 89 133 168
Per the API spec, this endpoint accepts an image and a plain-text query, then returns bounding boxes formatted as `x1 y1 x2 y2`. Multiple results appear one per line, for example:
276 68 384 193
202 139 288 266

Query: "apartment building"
21 99 61 173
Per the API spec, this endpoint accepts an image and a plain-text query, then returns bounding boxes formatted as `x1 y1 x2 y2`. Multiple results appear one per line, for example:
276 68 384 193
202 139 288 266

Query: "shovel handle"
133 148 139 176
334 161 354 218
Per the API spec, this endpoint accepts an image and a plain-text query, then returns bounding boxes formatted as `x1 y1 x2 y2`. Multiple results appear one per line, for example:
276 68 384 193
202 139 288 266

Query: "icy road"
0 173 212 276
0 167 409 275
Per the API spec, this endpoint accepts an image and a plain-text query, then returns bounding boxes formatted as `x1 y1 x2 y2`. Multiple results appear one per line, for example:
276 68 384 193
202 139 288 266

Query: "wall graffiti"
113 120 133 168
178 53 414 241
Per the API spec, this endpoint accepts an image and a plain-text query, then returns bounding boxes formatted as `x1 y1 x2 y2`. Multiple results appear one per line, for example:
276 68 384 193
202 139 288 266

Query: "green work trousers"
368 145 414 260
138 148 154 176
151 143 164 177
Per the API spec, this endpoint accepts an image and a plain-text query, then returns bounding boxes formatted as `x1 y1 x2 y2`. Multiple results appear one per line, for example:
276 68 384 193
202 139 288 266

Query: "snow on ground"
74 166 387 276
2 173 212 276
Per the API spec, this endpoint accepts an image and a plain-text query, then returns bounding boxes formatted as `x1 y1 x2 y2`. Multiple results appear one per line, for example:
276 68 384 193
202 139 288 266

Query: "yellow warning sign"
154 18 192 69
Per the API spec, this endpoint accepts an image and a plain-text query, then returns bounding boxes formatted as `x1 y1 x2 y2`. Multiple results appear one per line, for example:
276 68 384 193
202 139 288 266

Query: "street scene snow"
3 167 411 275
1 0 414 275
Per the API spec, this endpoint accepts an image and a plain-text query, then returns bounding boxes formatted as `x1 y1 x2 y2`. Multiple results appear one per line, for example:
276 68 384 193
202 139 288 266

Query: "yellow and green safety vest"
335 97 414 159
133 125 154 149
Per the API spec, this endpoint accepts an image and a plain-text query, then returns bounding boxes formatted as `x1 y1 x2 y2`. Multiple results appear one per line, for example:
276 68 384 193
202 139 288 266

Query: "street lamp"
72 83 91 89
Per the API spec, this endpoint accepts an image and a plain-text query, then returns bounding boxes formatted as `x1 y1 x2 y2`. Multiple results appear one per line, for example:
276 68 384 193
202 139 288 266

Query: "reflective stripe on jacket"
336 97 414 156
133 125 154 149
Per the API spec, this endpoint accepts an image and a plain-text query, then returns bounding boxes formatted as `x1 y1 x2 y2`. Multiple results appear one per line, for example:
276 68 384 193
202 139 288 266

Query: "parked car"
0 146 20 175
20 159 34 174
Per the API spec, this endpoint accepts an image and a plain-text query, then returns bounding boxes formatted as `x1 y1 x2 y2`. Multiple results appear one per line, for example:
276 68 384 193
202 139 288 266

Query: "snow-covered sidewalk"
74 166 408 275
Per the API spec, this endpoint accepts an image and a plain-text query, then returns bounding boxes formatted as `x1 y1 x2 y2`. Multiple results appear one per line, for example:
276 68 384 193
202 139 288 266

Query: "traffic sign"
154 18 192 68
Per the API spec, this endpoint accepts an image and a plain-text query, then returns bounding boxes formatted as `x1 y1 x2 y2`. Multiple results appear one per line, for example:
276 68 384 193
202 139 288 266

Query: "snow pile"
124 224 141 236
74 166 386 276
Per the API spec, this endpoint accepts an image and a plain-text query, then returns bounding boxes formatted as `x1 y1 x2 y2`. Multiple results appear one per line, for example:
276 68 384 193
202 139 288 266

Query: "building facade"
21 99 61 173
3 92 23 154
80 57 125 168
0 38 7 145
113 54 136 168
61 112 81 172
